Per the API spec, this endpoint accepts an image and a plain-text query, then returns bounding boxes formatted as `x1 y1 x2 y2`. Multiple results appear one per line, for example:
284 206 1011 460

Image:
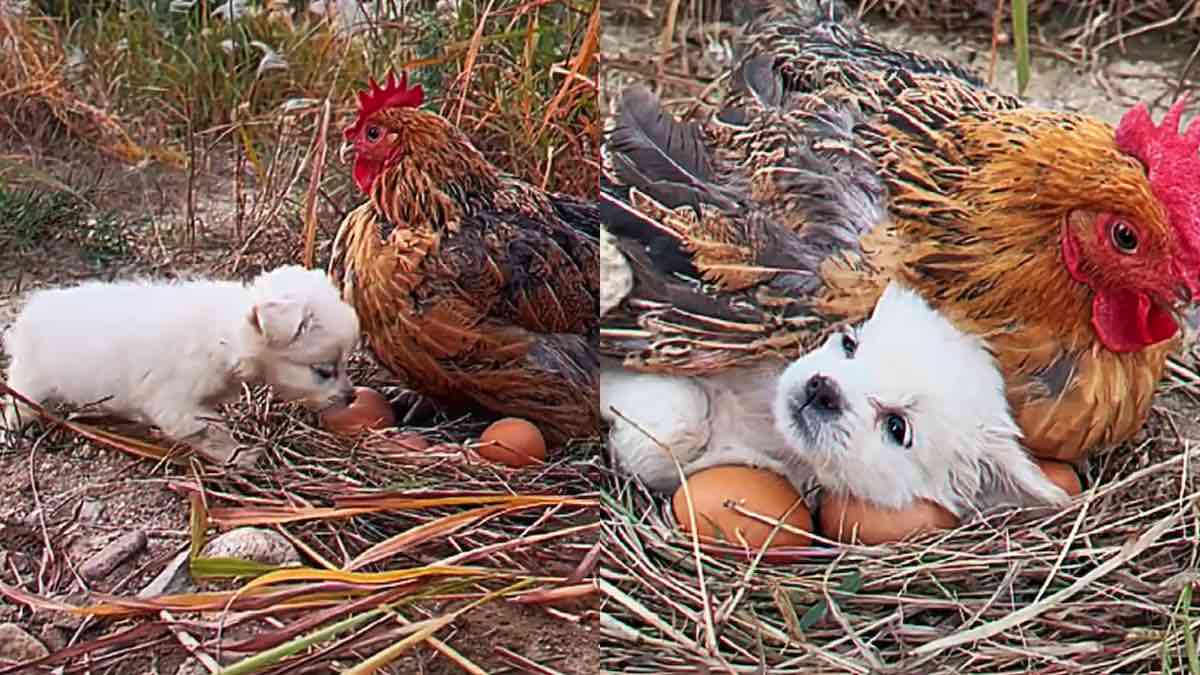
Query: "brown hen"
331 72 599 445
601 0 1200 461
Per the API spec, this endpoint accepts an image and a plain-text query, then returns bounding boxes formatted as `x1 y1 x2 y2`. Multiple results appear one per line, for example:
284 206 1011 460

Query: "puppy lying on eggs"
602 281 1070 519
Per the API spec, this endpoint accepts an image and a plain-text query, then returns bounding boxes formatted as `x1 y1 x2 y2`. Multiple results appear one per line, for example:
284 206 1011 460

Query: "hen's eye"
884 413 912 448
365 125 382 142
313 364 336 380
1110 220 1138 254
840 332 857 357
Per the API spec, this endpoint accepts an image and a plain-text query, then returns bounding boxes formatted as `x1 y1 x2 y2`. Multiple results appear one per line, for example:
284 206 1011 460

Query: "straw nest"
0 357 601 673
598 357 1200 673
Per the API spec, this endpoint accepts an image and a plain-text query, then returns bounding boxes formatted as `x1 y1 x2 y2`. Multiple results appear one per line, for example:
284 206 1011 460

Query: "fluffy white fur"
1 265 360 467
602 281 1068 517
600 363 809 493
773 282 1068 516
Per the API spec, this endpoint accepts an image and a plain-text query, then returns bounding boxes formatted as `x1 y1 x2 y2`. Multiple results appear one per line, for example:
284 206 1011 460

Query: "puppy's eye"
840 332 857 358
884 413 912 448
312 364 336 380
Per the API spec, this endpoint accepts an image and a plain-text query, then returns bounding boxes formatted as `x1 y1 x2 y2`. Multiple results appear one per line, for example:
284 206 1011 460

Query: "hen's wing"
332 176 599 443
601 65 890 373
732 0 1019 114
414 180 598 348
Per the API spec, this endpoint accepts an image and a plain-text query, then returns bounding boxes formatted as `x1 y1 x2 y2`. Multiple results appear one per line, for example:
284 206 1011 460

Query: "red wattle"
1091 289 1178 353
353 160 380 195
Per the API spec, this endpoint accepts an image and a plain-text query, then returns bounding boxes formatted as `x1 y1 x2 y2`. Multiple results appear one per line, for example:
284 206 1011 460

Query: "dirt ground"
5 3 1200 674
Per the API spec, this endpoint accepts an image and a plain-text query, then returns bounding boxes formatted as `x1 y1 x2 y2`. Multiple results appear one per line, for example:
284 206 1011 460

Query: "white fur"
602 281 1068 517
773 282 1068 516
600 364 809 493
600 227 633 316
1 265 361 467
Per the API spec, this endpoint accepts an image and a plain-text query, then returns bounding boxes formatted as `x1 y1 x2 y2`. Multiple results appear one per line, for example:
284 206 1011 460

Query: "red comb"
1115 95 1200 259
343 70 425 141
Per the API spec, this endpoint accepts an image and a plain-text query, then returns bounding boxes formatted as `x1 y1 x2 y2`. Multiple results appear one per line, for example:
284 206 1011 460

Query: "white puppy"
602 282 1068 517
773 282 1068 517
1 265 360 466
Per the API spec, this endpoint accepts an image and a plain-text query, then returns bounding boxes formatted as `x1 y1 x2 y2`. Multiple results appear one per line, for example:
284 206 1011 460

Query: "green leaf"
797 599 827 632
1012 0 1031 95
838 569 863 595
189 556 294 579
797 569 864 631
1182 584 1199 675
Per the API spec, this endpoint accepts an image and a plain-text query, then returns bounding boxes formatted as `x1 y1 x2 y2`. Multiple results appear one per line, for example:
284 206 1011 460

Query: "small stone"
37 624 68 653
139 529 299 598
21 508 42 527
0 623 49 664
78 499 104 522
201 528 299 567
139 550 193 598
79 531 148 581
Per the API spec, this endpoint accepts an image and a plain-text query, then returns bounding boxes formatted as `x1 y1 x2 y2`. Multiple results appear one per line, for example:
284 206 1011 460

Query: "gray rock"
139 549 193 598
201 527 299 567
140 528 299 598
0 623 49 664
80 531 147 581
78 499 104 523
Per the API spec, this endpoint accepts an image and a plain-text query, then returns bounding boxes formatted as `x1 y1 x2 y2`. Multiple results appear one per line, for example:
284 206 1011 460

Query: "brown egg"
477 418 547 467
671 466 813 549
819 493 959 545
319 387 395 435
1036 459 1083 496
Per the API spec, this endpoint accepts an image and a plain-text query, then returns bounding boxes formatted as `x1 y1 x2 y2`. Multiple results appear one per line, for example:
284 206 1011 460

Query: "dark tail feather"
599 174 700 280
606 86 742 214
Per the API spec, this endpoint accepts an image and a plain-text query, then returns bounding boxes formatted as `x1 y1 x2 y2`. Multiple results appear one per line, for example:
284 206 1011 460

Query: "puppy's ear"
955 430 1069 511
250 299 309 346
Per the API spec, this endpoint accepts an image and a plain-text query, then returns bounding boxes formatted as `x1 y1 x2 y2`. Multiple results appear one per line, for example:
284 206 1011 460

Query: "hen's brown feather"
332 110 599 445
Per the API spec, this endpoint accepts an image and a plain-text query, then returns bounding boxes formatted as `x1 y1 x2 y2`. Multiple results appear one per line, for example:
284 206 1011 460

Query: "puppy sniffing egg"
320 386 394 434
672 466 813 549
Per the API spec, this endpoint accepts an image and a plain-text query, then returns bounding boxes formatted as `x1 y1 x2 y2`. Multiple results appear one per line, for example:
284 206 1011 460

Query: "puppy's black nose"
805 374 842 415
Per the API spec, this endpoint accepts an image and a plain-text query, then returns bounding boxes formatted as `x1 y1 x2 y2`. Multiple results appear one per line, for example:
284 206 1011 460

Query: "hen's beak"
339 141 355 164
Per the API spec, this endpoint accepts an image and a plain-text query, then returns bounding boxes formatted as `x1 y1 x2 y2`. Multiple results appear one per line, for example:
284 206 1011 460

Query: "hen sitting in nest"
600 0 1200 480
330 72 600 446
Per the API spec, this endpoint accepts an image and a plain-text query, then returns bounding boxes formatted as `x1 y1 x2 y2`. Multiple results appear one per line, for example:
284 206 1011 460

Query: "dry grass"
600 382 1200 672
0 357 601 672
